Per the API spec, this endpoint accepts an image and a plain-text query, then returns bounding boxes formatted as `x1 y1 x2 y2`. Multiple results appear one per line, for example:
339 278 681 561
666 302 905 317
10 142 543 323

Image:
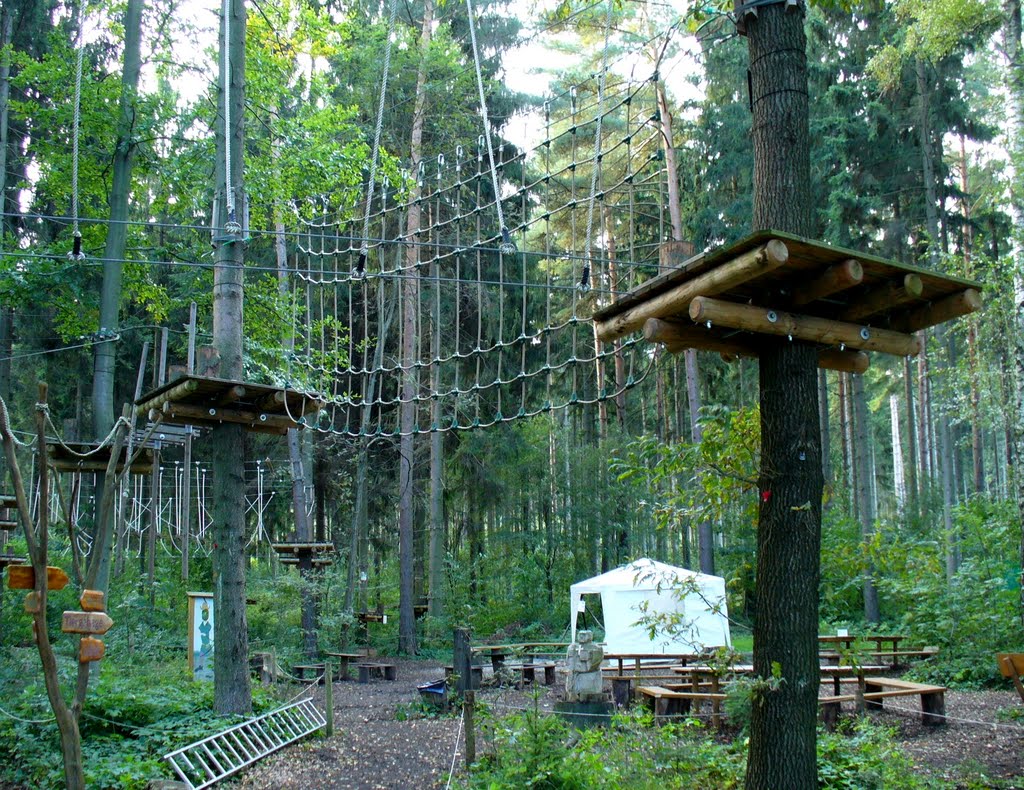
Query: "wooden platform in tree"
0 495 16 510
357 612 386 624
133 422 201 448
272 542 335 555
47 442 155 474
134 375 324 435
593 231 982 370
280 557 335 569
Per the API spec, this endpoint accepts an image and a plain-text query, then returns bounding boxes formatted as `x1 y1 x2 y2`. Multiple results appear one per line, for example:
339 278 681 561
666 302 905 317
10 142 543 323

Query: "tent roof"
570 558 723 594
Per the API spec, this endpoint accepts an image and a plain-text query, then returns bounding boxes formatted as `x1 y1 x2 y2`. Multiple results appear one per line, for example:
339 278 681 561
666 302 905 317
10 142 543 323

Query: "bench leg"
544 665 555 686
611 678 631 707
820 701 840 731
864 682 883 711
523 666 536 685
358 664 371 684
383 664 397 681
491 654 505 672
921 691 945 726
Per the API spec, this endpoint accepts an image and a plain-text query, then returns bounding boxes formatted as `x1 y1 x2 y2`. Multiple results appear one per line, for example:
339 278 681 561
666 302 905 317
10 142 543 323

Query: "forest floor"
236 658 1024 789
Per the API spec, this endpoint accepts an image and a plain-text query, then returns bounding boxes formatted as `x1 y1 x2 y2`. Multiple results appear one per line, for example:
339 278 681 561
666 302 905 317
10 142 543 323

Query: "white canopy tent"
569 558 731 654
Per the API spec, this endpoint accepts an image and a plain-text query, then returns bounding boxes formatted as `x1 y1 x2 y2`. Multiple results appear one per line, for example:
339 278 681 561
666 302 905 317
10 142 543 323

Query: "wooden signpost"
79 637 106 663
61 611 114 636
6 565 69 591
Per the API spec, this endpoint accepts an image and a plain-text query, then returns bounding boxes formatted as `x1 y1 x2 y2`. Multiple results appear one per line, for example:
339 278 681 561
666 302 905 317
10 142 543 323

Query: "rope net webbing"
271 72 667 437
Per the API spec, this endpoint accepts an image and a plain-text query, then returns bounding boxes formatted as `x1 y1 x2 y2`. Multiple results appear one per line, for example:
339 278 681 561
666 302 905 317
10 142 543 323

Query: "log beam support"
648 319 869 373
688 297 921 357
594 240 790 342
888 289 982 334
790 258 862 306
841 274 923 322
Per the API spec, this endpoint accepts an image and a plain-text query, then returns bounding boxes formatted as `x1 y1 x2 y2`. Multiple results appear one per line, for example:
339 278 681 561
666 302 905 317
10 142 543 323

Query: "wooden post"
453 628 473 693
324 660 334 737
464 690 476 768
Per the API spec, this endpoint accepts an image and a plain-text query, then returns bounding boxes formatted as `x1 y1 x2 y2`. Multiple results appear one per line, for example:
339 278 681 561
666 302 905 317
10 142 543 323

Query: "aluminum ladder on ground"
164 697 326 789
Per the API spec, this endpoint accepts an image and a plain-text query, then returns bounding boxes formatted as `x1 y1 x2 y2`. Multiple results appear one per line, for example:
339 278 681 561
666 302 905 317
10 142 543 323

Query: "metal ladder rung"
237 723 264 753
199 743 226 776
174 751 204 785
165 699 326 789
214 735 244 769
227 730 253 763
190 749 218 781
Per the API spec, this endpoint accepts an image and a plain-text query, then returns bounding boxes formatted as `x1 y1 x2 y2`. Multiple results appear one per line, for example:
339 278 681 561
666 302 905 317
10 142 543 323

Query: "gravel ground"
235 661 1024 789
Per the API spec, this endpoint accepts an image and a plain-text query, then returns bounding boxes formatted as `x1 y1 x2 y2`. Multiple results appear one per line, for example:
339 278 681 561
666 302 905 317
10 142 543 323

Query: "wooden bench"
503 661 556 687
292 663 325 684
357 662 397 683
638 685 728 726
820 677 948 729
997 653 1024 702
606 674 696 706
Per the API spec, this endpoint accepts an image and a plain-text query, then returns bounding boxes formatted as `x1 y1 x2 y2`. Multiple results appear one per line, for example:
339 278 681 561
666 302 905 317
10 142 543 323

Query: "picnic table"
604 652 703 677
325 651 363 680
818 634 856 652
470 642 567 672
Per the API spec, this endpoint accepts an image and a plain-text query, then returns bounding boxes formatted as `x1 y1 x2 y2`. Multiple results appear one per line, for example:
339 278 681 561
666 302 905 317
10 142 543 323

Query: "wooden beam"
888 288 982 333
651 320 869 373
216 385 247 406
134 377 199 416
256 389 286 412
841 274 923 321
594 240 790 342
688 296 921 357
160 402 292 434
790 258 863 307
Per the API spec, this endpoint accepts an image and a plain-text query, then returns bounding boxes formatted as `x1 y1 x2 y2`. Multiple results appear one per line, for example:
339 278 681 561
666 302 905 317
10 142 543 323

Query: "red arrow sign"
61 611 113 635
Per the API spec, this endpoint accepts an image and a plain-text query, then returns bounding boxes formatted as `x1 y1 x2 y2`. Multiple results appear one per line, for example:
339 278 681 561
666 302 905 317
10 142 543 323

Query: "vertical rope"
222 0 239 233
69 6 85 259
358 0 399 276
465 0 515 254
580 0 615 292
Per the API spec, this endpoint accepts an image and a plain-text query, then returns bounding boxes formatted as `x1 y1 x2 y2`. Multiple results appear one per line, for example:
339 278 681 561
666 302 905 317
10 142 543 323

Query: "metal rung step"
164 698 326 789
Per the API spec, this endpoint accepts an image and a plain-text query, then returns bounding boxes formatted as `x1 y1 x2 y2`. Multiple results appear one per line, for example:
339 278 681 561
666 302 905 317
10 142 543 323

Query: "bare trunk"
211 0 251 714
852 374 880 623
744 5 820 787
397 0 434 654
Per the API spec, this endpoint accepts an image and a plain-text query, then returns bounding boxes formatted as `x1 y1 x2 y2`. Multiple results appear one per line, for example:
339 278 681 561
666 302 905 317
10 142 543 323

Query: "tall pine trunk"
397 0 434 654
211 0 251 715
744 5 821 788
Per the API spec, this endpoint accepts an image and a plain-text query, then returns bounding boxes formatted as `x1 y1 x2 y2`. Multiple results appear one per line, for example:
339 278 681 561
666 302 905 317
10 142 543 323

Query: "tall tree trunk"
397 0 434 654
851 374 880 623
903 356 919 518
211 0 251 715
916 58 959 579
0 4 12 440
1003 0 1024 622
88 0 144 602
744 5 821 789
276 206 316 658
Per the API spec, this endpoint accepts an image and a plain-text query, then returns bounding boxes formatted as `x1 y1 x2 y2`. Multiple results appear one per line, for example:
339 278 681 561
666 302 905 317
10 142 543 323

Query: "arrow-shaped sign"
61 611 113 635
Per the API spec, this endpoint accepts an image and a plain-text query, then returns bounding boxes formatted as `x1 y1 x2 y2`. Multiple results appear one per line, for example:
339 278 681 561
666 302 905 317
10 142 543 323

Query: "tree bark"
0 4 12 440
851 374 880 623
743 4 821 789
398 0 434 654
1001 0 1024 621
211 0 251 715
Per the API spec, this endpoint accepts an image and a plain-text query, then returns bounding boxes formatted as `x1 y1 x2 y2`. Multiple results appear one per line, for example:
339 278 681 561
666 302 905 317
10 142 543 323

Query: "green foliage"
0 652 279 790
817 719 934 789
